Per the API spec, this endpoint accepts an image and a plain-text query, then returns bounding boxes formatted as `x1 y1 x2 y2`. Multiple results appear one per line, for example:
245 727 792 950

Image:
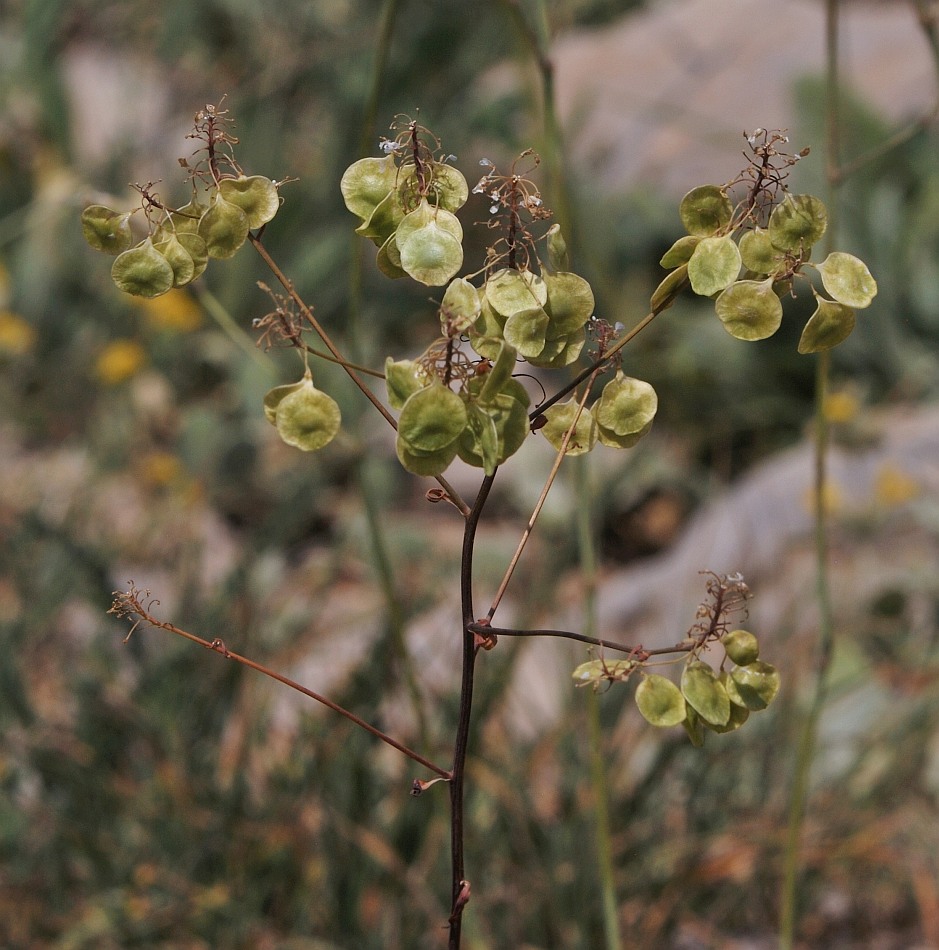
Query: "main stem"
448 473 496 948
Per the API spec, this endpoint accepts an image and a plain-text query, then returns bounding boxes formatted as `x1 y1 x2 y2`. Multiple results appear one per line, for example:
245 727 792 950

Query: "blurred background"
2 0 939 947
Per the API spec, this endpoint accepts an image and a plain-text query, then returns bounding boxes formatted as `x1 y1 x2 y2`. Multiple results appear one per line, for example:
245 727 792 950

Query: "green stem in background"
508 3 621 945
195 285 278 378
348 0 430 750
779 2 840 945
576 457 623 950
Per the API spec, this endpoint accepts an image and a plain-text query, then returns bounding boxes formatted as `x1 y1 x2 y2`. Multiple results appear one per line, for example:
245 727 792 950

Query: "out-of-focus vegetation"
2 1 939 947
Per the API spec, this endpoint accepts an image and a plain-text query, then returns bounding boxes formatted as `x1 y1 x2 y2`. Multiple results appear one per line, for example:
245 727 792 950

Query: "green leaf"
721 629 760 666
81 205 133 255
816 252 877 308
660 235 701 269
218 175 280 229
340 154 397 220
688 236 742 296
714 277 783 341
681 661 730 726
398 383 467 452
198 194 250 259
798 295 856 353
111 240 175 298
271 376 341 451
768 194 827 252
730 661 780 711
738 228 778 274
541 399 597 455
635 674 686 726
679 185 733 236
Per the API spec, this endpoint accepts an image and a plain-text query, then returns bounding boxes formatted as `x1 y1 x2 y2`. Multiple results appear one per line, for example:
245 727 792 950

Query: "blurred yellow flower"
135 289 202 332
803 479 842 515
138 450 183 487
0 310 37 355
875 464 919 507
95 339 146 385
823 389 860 424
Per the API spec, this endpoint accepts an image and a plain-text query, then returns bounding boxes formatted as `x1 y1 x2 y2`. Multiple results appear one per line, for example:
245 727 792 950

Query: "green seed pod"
797 294 856 354
485 268 548 319
395 434 459 476
398 383 467 452
544 272 594 335
815 251 877 308
681 660 730 726
738 228 778 275
396 198 463 247
529 327 586 369
460 403 501 475
218 175 280 229
175 232 209 281
398 222 464 286
376 232 407 279
541 399 597 456
263 379 308 424
427 162 469 212
81 205 133 255
269 375 341 451
715 277 783 341
683 705 706 747
679 184 733 236
594 417 653 449
440 277 481 332
635 674 687 727
111 239 175 298
707 692 751 733
341 154 397 220
720 668 748 708
503 306 549 359
688 236 742 296
768 194 828 252
356 189 407 246
198 194 250 259
730 660 780 711
384 358 426 410
545 223 569 273
660 235 701 269
572 658 635 686
592 371 657 438
154 234 196 287
650 263 689 313
168 198 209 236
477 340 518 403
721 629 760 666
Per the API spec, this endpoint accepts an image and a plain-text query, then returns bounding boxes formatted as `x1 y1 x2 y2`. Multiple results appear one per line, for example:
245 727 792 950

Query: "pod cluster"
655 185 877 352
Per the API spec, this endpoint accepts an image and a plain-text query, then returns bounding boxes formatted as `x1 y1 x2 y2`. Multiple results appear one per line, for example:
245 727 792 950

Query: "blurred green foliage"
2 0 939 947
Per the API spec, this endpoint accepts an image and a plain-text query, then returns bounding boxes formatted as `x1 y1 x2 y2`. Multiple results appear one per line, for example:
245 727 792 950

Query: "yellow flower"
803 479 842 515
0 310 37 355
138 451 183 487
875 464 919 507
823 390 860 424
95 339 146 385
135 288 202 332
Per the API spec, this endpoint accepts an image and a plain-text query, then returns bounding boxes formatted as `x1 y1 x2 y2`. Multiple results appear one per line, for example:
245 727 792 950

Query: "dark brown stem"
112 588 450 779
448 473 497 947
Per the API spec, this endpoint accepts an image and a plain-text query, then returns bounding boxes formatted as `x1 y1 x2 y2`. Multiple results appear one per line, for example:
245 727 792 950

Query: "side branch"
110 584 451 780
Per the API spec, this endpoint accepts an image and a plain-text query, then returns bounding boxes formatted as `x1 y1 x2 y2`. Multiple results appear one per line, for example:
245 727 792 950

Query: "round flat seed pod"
428 163 469 212
272 377 341 452
635 674 687 727
679 185 733 236
218 175 280 229
154 234 196 287
545 271 594 334
341 154 397 220
730 661 780 711
503 306 549 359
198 194 250 259
440 277 481 332
688 236 742 297
541 399 597 455
722 629 760 666
715 277 783 341
681 661 730 726
768 194 827 252
398 223 463 286
660 235 701 269
593 371 657 437
798 296 856 354
81 205 133 255
739 228 778 274
485 268 548 318
384 358 426 410
398 383 467 452
816 252 877 308
111 240 175 298
395 434 459 476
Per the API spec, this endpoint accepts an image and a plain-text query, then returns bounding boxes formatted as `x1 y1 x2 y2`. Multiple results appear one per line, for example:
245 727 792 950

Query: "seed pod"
503 306 549 359
592 371 657 437
154 234 196 287
167 198 208 236
540 399 597 456
81 205 133 255
546 223 569 273
730 660 781 711
218 175 280 229
815 252 877 308
738 228 778 275
440 277 481 332
715 277 783 341
111 239 175 298
427 162 469 212
660 235 701 269
681 660 730 726
688 236 742 296
721 629 760 666
544 272 594 335
341 154 398 220
679 185 733 236
635 674 687 727
395 436 460 477
267 374 341 452
485 268 548 319
198 194 250 259
398 221 463 286
650 263 689 313
398 383 467 453
768 194 828 252
356 189 407 246
529 327 586 369
798 294 856 354
384 358 426 410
